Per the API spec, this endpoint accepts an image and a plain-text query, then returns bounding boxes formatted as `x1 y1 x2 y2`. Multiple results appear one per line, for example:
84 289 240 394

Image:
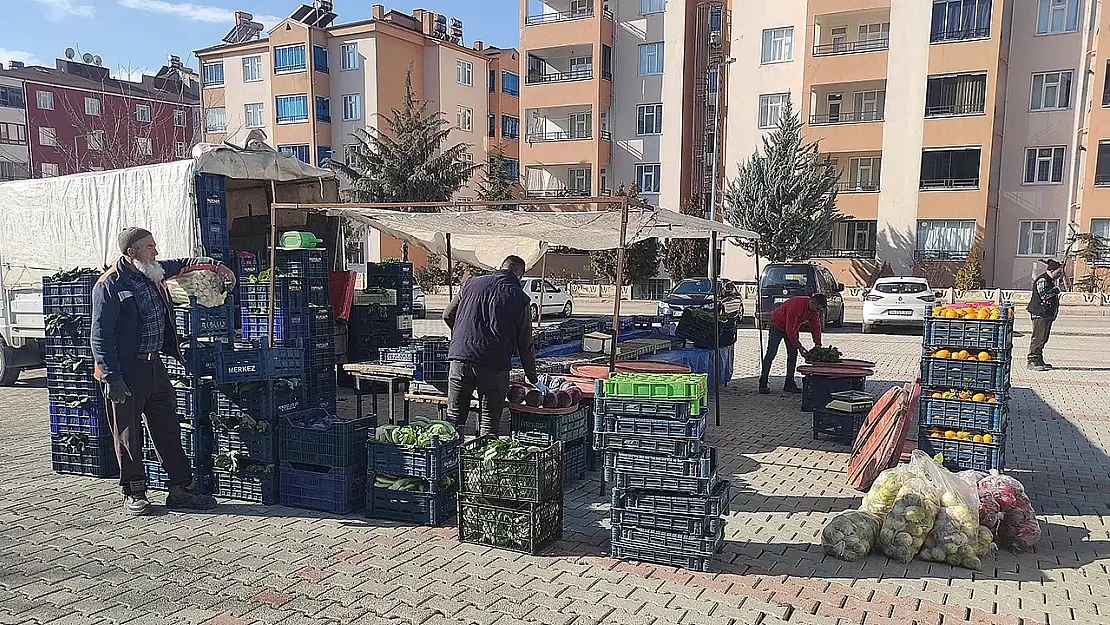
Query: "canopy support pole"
755 241 764 365
608 197 629 374
711 230 721 427
446 233 454 302
267 181 278 348
538 253 547 325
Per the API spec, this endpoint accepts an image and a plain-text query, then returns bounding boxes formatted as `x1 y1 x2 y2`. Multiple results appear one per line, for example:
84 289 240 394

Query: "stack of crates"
195 174 231 264
918 303 1013 472
43 271 119 478
279 408 375 513
596 373 728 572
509 403 590 484
365 421 460 524
348 261 413 362
457 436 564 554
378 339 450 383
368 261 414 336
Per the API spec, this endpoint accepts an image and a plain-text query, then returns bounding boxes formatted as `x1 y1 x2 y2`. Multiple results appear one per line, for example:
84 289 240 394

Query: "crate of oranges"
921 349 1010 393
919 388 1006 431
918 425 1006 473
924 303 1014 351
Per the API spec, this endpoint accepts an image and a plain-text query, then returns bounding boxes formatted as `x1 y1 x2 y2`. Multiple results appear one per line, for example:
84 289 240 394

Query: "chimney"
9 61 24 69
473 41 484 51
372 4 385 19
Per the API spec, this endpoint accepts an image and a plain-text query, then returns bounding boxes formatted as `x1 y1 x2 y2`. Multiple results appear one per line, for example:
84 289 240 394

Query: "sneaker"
166 480 217 511
124 492 152 516
783 385 803 394
1041 361 1055 370
1027 362 1050 372
758 385 771 395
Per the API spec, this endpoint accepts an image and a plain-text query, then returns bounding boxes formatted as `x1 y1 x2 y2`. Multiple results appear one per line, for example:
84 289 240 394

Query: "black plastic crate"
612 522 723 556
919 394 1007 432
368 436 460 481
275 247 329 281
174 300 234 339
611 506 726 538
613 480 731 517
280 409 375 468
674 309 738 350
918 427 1006 473
458 494 562 554
610 532 722 572
51 433 118 478
241 309 311 342
367 261 413 279
211 467 277 504
921 358 1010 393
214 342 303 384
564 439 586 482
606 447 716 479
212 379 304 423
304 344 336 376
801 375 866 412
144 419 211 460
280 461 366 514
365 481 457 525
42 274 98 315
611 466 719 497
44 310 91 342
596 411 707 438
593 395 701 421
163 342 219 379
812 407 866 443
458 436 563 502
240 278 310 312
212 426 278 463
45 374 100 398
173 382 210 422
594 431 705 458
48 391 108 437
510 405 589 445
145 460 212 493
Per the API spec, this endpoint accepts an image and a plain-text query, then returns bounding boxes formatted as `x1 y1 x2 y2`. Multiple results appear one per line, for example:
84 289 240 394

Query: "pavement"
2 316 1109 624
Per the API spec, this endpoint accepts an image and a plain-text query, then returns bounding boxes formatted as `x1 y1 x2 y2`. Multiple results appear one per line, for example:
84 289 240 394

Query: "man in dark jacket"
1027 259 1064 371
759 294 825 394
443 255 538 436
91 227 235 515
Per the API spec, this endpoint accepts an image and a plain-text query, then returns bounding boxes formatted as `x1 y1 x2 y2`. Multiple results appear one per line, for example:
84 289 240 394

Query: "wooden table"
342 363 413 425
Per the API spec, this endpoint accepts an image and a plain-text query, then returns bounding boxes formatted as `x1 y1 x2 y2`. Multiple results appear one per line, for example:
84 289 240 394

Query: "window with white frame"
1018 220 1060 256
203 62 224 86
758 93 790 128
570 0 590 16
1091 219 1110 264
569 167 591 192
41 163 59 178
456 105 473 131
342 94 361 121
205 107 227 132
36 90 53 110
1024 146 1065 184
136 137 152 157
848 157 881 190
341 43 358 70
174 141 188 159
854 90 886 121
639 43 664 75
1031 71 1073 110
637 103 663 135
39 127 56 147
136 104 151 123
174 109 186 127
1037 0 1080 34
85 97 101 116
457 59 473 86
858 22 890 43
636 163 662 194
87 130 104 151
244 103 264 128
242 55 262 82
916 219 976 258
761 27 794 64
641 0 665 14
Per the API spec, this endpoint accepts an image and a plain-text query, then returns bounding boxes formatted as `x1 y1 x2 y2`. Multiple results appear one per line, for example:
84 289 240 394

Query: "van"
756 262 846 329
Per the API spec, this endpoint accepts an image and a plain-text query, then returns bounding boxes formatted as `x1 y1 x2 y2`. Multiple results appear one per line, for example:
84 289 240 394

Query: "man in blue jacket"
91 227 236 515
443 255 538 436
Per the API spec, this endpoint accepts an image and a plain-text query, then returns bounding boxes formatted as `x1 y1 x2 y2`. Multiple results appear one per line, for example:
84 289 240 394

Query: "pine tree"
663 195 710 281
478 143 518 206
954 244 986 291
722 97 846 262
588 183 661 286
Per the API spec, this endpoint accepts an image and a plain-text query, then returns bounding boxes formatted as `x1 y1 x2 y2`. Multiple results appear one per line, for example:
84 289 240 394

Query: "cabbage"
821 511 882 562
165 269 227 308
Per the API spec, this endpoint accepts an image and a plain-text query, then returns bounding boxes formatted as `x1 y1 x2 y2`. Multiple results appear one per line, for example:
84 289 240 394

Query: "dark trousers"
760 325 799 388
1028 315 1055 363
106 358 190 494
446 360 509 437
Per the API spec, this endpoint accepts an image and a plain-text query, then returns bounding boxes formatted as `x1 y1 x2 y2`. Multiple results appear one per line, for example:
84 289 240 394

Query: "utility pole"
706 57 734 277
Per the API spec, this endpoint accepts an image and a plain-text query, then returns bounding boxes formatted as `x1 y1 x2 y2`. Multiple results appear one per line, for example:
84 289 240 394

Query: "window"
570 111 591 138
242 55 262 82
636 163 662 194
707 69 719 95
1091 219 1110 264
1096 141 1110 185
344 144 357 166
854 90 886 121
859 22 891 43
244 103 264 128
0 161 30 181
848 157 882 190
489 114 496 137
136 137 152 157
931 0 992 42
136 104 151 123
205 107 227 132
502 157 520 180
39 127 56 147
917 220 976 259
85 97 101 116
317 145 332 166
1104 60 1110 107
758 93 790 128
457 59 473 86
313 45 329 73
275 95 309 123
174 141 188 159
641 0 665 14
0 86 23 109
502 71 520 96
174 109 186 127
490 69 496 93
277 144 311 164
1018 220 1060 256
819 221 877 257
87 131 104 151
761 28 794 63
274 45 307 73
637 104 663 135
925 73 987 116
569 167 591 193
41 163 59 178
342 94 361 121
456 106 473 131
570 0 591 16
203 62 224 86
1031 71 1073 110
570 56 592 79
501 115 520 139
0 123 26 145
316 96 330 122
709 6 723 32
36 90 53 110
341 43 358 70
639 43 664 75
602 45 613 79
920 148 981 189
1024 147 1065 184
1037 0 1080 34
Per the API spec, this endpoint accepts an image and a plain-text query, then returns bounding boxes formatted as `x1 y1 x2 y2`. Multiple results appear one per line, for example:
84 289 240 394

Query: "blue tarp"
511 330 655 364
642 346 735 390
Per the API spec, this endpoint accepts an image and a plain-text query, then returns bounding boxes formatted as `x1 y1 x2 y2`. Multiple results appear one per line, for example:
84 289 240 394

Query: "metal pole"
446 233 454 302
754 241 764 361
608 197 629 374
707 63 723 277
711 230 721 427
538 253 547 325
267 182 278 348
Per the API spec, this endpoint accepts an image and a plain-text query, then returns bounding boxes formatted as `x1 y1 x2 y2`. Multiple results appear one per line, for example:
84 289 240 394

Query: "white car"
520 277 574 320
862 277 935 334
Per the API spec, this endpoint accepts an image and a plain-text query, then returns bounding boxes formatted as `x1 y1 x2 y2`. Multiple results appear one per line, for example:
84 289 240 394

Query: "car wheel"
862 322 873 334
530 304 538 322
562 301 573 317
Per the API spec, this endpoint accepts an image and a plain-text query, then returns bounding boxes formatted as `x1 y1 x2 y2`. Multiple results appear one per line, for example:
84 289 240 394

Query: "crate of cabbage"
458 436 564 503
369 419 461 481
458 495 563 554
366 474 458 525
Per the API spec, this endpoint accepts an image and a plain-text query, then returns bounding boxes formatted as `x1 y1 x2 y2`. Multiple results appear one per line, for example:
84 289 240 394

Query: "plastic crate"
279 461 366 514
564 439 587 482
593 393 702 421
239 279 310 312
613 480 731 517
921 358 1010 393
458 437 564 502
162 342 219 379
365 481 457 525
302 371 338 411
368 436 460 481
801 375 866 413
304 344 336 376
458 494 562 554
510 405 589 444
42 274 98 315
924 311 1014 351
610 505 726 538
144 418 211 460
601 374 707 415
610 528 723 572
605 447 716 479
379 341 450 366
45 351 95 378
45 372 100 397
48 391 108 437
812 407 866 443
212 379 304 423
241 310 310 342
612 523 723 556
214 342 303 384
918 428 1006 472
145 459 212 493
173 299 234 339
919 395 1007 432
275 247 329 281
211 467 278 504
610 465 719 497
280 409 375 468
367 262 413 279
674 310 739 350
593 430 705 458
212 426 278 463
51 433 118 478
596 410 707 437
174 382 210 422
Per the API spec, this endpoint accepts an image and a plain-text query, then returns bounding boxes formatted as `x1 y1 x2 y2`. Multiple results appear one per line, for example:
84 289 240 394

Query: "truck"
0 144 340 386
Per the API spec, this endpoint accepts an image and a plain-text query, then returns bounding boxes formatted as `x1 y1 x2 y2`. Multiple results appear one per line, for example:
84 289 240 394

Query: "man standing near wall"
1027 259 1063 371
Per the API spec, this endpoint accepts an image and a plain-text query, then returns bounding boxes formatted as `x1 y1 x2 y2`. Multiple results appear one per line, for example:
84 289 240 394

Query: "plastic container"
510 405 590 445
279 461 366 514
613 480 731 517
365 481 457 526
48 392 109 437
918 427 1006 472
674 310 739 350
173 299 234 339
921 357 1010 393
50 433 119 478
280 409 375 468
609 538 719 572
368 436 460 481
42 274 98 315
593 394 702 421
610 464 719 497
458 436 563 502
174 382 210 422
211 467 277 504
239 279 309 312
596 411 707 437
145 459 212 493
212 427 278 463
801 375 866 413
240 309 310 342
612 523 723 556
605 447 716 479
564 439 587 482
279 231 321 248
601 373 707 415
812 407 866 443
458 494 562 554
593 431 704 458
145 419 211 460
610 506 725 538
923 309 1014 351
919 394 1007 432
211 379 304 423
214 342 303 384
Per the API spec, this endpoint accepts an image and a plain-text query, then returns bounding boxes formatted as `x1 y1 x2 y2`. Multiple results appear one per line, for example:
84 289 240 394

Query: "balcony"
527 129 592 142
813 38 889 57
810 110 884 125
930 26 990 44
526 0 594 25
526 45 596 87
525 105 594 143
525 164 594 198
527 68 592 84
920 178 980 190
914 250 971 261
815 248 877 259
920 148 981 190
836 181 880 193
925 103 985 117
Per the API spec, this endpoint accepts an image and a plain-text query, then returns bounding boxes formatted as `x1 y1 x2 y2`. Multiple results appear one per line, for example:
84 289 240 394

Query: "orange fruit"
944 310 958 319
989 312 1000 320
972 393 986 402
973 434 984 443
945 430 957 439
988 397 998 403
934 349 951 359
978 352 992 361
982 434 994 444
957 431 969 440
960 350 971 359
932 392 943 399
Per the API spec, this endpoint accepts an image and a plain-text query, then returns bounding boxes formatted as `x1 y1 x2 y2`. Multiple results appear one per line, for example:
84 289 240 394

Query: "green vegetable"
49 267 101 282
213 451 273 477
821 510 882 562
374 420 458 448
806 346 843 363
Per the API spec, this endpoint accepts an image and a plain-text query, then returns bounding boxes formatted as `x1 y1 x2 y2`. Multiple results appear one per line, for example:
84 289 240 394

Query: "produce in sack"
806 346 843 363
978 474 1041 552
874 452 944 563
165 269 228 307
861 464 911 517
375 419 459 447
913 457 994 569
821 510 883 562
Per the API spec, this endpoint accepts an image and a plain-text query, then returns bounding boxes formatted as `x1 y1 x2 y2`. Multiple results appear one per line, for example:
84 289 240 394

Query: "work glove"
108 379 132 405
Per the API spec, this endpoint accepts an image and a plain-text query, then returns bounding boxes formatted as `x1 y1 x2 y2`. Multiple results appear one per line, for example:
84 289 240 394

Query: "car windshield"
874 281 928 294
762 266 809 288
672 280 713 295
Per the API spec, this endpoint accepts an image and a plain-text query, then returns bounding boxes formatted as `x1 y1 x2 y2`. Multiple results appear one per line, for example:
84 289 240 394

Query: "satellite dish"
93 56 102 66
64 48 76 60
81 52 93 64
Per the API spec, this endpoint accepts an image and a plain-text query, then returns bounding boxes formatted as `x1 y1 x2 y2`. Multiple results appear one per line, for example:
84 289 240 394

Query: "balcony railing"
915 250 971 261
930 27 990 43
525 188 592 198
526 9 594 25
602 69 612 81
600 130 611 140
815 248 877 259
526 130 592 142
526 69 593 84
920 178 980 190
925 102 986 117
813 39 889 56
1095 172 1110 186
836 181 880 193
809 111 885 125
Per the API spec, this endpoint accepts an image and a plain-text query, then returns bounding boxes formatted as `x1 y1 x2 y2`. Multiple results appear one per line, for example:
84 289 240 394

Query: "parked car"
862 277 934 334
756 262 845 329
412 283 427 319
657 278 745 321
520 278 574 320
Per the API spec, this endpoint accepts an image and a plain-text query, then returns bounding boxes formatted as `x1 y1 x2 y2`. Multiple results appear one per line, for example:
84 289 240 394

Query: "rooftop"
0 58 200 104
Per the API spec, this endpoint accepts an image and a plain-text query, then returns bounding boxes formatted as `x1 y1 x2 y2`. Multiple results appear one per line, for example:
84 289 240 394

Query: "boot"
783 380 803 394
166 478 217 510
1027 360 1049 372
758 378 770 394
124 491 152 516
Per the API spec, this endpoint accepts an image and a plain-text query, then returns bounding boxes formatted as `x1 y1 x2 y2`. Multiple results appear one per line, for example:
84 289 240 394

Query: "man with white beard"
91 227 236 515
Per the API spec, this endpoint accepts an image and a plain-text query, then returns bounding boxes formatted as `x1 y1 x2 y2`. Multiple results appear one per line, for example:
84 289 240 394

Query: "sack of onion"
166 269 228 308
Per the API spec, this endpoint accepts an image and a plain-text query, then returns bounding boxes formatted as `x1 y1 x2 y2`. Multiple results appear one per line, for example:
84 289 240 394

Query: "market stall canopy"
320 206 759 270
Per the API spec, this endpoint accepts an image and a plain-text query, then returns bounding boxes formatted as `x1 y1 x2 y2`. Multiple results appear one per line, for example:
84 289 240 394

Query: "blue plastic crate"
174 382 211 422
51 433 118 478
510 405 589 445
42 274 98 315
280 461 366 514
200 217 229 251
145 459 212 493
919 394 1007 432
45 353 96 382
918 427 1006 472
212 426 278 463
367 262 413 279
213 342 303 384
275 247 329 281
593 393 701 421
593 430 705 458
174 300 234 339
44 309 91 342
212 379 304 423
801 375 866 412
921 358 1010 393
46 370 100 396
924 308 1014 351
241 310 310 342
613 480 731 517
564 439 586 482
366 481 457 526
49 392 108 437
163 342 219 379
368 436 460 481
239 278 311 312
211 467 277 504
144 418 212 460
605 448 716 479
280 409 375 468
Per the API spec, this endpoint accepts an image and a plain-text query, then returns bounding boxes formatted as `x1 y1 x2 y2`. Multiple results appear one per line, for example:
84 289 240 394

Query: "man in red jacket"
759 294 826 394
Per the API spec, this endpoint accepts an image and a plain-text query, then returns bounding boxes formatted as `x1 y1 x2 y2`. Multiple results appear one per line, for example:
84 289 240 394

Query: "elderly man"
91 227 236 515
1027 258 1064 371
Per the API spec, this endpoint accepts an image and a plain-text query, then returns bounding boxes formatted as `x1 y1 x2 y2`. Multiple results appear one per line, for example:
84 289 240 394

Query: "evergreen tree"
478 144 518 206
954 244 986 291
722 97 846 262
663 195 711 281
588 183 661 286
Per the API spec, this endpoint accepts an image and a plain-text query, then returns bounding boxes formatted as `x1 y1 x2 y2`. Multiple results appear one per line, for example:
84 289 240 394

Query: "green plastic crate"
602 373 708 414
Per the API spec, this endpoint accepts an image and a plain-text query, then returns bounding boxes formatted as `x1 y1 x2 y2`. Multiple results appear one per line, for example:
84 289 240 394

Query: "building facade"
481 44 522 192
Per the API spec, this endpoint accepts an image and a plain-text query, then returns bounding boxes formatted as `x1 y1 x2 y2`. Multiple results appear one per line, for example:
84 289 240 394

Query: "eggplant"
507 386 528 404
524 389 544 407
542 393 560 408
555 390 573 408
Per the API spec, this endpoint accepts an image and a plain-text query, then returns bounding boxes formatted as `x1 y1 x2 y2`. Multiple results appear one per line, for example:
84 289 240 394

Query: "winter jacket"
771 296 823 348
1027 272 1061 320
443 270 536 377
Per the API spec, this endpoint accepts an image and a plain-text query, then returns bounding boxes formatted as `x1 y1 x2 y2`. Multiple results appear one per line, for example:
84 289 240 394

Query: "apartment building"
481 45 522 189
0 72 30 182
720 0 1097 289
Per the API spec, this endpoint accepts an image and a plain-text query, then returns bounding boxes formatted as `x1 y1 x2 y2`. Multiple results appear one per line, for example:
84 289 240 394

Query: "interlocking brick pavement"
2 328 1108 624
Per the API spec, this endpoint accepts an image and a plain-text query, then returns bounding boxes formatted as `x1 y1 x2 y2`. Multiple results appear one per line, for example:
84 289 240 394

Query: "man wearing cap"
1026 259 1064 371
91 228 236 515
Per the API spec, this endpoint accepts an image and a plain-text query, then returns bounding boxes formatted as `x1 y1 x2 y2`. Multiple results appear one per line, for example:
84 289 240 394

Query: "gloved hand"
108 379 132 405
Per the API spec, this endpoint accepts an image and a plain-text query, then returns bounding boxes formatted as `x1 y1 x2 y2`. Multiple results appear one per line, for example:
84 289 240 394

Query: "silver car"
412 283 427 319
